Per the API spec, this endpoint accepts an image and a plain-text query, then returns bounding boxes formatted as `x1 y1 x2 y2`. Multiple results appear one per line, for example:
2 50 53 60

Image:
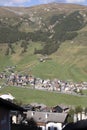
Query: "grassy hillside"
0 86 87 107
0 39 87 82
0 3 87 82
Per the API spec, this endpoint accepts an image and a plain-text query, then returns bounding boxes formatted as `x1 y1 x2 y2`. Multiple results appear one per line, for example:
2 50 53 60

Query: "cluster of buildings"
1 93 87 130
0 94 69 130
0 71 87 95
1 70 87 130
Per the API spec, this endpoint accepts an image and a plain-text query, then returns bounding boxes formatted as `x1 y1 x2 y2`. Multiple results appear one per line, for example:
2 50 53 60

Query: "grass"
51 40 87 82
0 35 87 82
82 90 87 95
0 86 87 107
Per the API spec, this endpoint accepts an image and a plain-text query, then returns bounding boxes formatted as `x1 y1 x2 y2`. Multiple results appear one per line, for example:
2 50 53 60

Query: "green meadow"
0 86 87 107
0 40 87 82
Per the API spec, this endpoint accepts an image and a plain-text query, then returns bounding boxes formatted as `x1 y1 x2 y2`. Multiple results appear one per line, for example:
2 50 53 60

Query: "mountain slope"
0 3 87 81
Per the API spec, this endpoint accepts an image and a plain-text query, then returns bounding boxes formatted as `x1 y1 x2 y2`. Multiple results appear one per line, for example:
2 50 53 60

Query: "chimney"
31 111 35 116
45 113 49 119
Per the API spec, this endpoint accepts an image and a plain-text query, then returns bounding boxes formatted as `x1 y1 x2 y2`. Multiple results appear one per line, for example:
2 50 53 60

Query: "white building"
26 111 68 130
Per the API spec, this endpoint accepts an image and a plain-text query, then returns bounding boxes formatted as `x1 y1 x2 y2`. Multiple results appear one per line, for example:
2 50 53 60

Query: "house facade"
0 98 25 130
26 111 68 130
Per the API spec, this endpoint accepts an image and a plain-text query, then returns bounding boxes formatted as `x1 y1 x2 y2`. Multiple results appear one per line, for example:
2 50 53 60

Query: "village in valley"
0 66 87 95
0 66 87 130
0 1 87 130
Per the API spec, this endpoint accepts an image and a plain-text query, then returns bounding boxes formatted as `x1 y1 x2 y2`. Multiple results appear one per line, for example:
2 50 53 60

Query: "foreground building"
0 97 25 130
26 111 68 130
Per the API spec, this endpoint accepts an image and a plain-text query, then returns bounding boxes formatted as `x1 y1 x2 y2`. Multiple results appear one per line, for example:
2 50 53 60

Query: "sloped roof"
52 104 69 113
53 104 69 110
0 93 15 100
0 98 25 111
26 111 68 123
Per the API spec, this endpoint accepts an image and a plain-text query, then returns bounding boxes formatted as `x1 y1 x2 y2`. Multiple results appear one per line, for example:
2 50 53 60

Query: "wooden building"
0 98 25 130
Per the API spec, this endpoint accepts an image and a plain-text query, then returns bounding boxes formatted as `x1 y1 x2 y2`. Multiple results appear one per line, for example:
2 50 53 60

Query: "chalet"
52 104 69 113
0 98 25 130
26 111 68 130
